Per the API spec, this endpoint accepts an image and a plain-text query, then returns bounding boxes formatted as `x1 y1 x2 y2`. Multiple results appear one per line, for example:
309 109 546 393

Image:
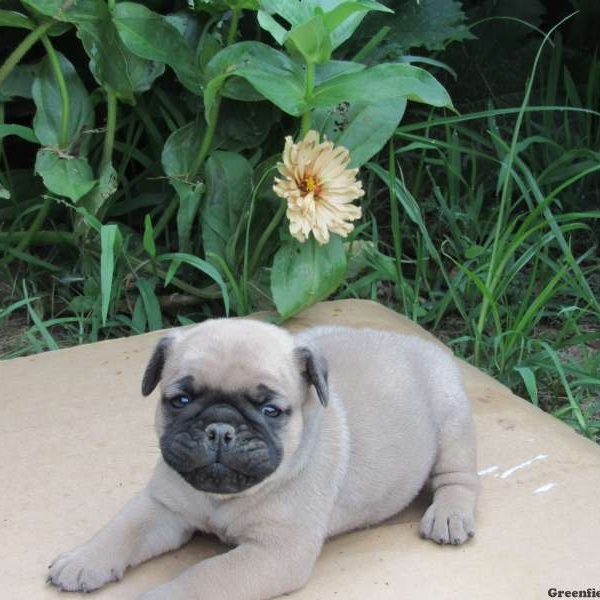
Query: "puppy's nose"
205 423 236 447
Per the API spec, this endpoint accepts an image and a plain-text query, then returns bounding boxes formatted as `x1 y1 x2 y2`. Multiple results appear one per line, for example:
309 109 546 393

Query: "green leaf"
175 181 204 254
66 295 96 314
113 2 202 94
143 214 157 257
165 11 202 48
227 0 260 8
0 10 34 29
312 97 407 167
131 295 147 333
161 120 206 178
135 278 162 331
205 42 306 116
162 121 207 253
202 151 253 267
465 244 486 259
356 0 473 54
0 64 39 101
257 11 288 44
158 252 230 315
312 62 453 109
258 0 312 29
78 10 165 102
100 223 123 326
79 161 118 215
20 0 101 22
271 235 347 320
190 0 259 10
514 366 538 406
22 1 163 102
35 148 96 202
32 52 92 149
314 60 364 84
323 1 392 49
0 124 38 144
217 100 279 151
258 0 390 51
284 15 332 64
195 28 223 73
22 285 59 351
322 1 392 31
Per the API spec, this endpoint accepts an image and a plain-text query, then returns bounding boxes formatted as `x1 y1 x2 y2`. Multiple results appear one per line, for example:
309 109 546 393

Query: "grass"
340 35 600 440
1 31 599 441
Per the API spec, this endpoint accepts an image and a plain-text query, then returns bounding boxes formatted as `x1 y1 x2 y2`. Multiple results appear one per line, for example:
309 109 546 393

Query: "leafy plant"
1 0 599 441
1 0 453 329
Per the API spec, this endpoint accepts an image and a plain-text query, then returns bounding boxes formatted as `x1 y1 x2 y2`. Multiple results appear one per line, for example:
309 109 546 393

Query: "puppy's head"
142 319 328 495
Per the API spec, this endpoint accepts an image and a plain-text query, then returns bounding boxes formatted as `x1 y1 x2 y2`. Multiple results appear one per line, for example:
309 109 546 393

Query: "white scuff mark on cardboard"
500 454 548 479
478 466 499 476
533 483 557 494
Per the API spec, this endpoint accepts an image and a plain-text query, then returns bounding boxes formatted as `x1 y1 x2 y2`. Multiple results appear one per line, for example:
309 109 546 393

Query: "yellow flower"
273 130 364 245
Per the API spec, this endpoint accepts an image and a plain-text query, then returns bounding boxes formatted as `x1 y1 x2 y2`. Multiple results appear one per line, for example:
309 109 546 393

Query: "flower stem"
152 8 242 244
100 0 119 165
226 7 241 46
352 25 390 62
249 200 285 274
189 98 220 178
241 167 277 311
300 61 315 137
40 35 70 149
0 20 53 89
189 7 241 178
102 91 118 166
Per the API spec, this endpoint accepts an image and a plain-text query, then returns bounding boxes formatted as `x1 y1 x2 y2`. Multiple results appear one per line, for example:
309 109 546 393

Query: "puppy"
48 319 479 599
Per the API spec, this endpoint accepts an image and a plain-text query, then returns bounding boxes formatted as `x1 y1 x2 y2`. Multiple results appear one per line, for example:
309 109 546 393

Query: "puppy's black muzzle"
160 402 282 494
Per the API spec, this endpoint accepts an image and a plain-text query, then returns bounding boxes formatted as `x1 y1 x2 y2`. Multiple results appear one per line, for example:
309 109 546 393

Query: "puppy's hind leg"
419 390 479 546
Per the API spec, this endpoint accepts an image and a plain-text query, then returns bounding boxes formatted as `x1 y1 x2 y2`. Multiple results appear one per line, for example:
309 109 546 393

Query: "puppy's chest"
183 503 243 545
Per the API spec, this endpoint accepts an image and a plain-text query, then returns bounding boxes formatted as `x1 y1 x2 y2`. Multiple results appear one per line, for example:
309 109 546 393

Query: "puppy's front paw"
48 544 124 592
419 502 475 545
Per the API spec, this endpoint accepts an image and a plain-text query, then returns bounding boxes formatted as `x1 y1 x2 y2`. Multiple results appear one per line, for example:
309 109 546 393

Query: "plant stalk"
241 167 277 310
0 21 53 89
226 6 241 46
102 91 118 166
353 25 390 62
189 98 220 178
249 200 286 274
300 61 315 137
153 7 243 244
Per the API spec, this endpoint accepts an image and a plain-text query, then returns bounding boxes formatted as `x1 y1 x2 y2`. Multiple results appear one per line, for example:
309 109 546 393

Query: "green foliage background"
1 0 599 439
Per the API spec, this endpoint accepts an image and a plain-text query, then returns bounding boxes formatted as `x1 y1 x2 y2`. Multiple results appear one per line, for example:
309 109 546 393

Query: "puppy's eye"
261 404 281 418
170 395 191 409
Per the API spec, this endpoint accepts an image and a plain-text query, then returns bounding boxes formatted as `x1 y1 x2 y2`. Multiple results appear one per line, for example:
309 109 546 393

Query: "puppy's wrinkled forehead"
164 319 297 392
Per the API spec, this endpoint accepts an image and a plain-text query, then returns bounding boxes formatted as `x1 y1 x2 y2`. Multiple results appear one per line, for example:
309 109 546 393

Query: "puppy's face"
141 319 328 495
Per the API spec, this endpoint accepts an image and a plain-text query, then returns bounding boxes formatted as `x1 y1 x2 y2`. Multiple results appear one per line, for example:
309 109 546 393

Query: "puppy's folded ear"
141 334 175 396
295 346 329 407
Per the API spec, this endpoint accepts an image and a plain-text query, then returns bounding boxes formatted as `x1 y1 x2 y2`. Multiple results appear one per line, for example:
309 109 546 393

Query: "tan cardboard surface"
1 299 598 599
